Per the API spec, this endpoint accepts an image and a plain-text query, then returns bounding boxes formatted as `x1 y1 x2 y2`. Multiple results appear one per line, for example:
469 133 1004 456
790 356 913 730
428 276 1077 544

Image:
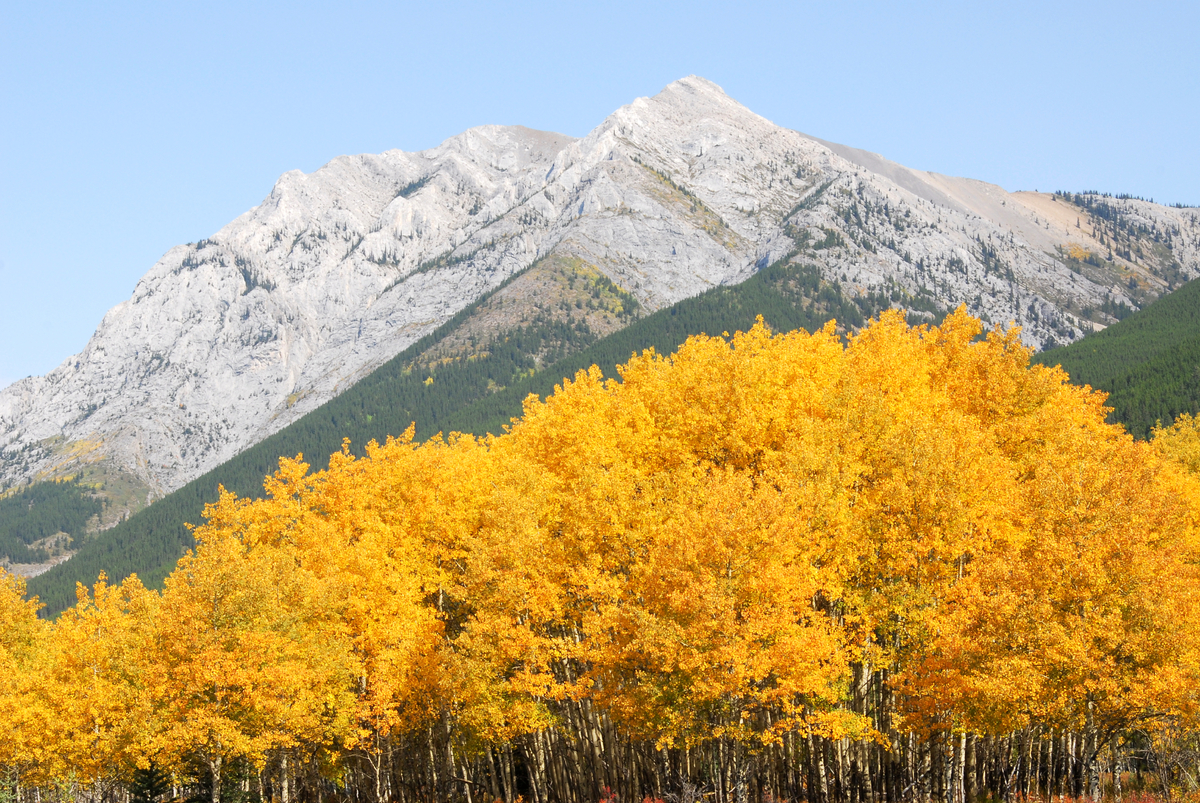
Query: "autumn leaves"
2 307 1199 801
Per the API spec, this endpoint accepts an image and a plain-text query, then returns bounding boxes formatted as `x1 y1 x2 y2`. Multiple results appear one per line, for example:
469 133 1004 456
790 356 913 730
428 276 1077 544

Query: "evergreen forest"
1036 276 1200 437
0 478 101 565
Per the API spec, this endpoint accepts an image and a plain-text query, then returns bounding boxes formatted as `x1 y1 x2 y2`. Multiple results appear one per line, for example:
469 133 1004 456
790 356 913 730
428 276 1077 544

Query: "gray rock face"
3 76 1198 496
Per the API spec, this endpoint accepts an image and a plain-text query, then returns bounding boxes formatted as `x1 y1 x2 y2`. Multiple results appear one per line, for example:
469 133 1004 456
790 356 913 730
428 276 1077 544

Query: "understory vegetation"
4 309 1200 803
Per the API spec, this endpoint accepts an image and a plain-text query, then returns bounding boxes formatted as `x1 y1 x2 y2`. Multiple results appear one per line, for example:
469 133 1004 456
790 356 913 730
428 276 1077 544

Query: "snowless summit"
2 76 1197 500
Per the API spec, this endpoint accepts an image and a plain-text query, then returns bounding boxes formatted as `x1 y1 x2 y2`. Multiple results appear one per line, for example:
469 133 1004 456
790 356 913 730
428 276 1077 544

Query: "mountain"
3 76 1199 513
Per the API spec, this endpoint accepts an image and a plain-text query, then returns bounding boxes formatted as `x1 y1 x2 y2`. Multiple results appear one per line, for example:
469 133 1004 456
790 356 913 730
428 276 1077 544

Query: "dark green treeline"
1036 276 1200 438
0 479 101 565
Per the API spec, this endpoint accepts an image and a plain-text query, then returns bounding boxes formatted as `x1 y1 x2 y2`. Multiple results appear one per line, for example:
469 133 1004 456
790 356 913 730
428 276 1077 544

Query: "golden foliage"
5 307 1200 793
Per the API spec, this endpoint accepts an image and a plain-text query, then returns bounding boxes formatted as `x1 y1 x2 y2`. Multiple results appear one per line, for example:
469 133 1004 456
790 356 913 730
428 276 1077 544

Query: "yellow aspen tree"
32 574 157 784
1153 412 1200 475
897 322 1200 768
145 486 355 800
0 570 47 782
499 322 864 748
18 305 1198 800
832 311 1020 683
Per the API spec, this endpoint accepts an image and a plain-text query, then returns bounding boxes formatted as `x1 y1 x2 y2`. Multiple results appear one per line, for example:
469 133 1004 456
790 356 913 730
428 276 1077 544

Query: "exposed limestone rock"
3 76 1197 496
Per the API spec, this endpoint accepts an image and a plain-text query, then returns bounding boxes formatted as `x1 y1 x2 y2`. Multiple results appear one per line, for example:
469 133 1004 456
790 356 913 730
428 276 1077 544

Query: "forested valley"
4 309 1200 803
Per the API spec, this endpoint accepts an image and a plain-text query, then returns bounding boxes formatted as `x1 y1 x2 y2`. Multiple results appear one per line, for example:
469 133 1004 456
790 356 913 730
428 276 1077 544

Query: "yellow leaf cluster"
4 306 1200 790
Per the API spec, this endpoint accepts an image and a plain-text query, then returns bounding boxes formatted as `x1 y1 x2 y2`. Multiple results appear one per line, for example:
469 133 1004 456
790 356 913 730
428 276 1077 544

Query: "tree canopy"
4 308 1200 803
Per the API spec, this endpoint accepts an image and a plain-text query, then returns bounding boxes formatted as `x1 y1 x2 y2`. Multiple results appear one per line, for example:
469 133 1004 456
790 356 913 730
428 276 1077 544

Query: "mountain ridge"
3 76 1197 508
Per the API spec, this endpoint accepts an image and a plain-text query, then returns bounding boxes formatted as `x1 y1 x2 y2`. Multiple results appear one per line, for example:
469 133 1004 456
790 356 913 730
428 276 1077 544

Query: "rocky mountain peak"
2 78 1197 506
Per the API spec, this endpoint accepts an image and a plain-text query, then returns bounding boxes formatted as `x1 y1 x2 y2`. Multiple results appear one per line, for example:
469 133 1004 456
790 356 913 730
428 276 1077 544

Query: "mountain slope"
3 76 1198 511
1035 276 1200 437
27 254 885 615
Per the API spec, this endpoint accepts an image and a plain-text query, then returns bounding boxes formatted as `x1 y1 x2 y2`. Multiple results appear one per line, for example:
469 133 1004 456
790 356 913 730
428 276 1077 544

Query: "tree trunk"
208 755 223 803
1111 741 1122 803
1085 699 1100 801
813 735 830 803
965 735 976 803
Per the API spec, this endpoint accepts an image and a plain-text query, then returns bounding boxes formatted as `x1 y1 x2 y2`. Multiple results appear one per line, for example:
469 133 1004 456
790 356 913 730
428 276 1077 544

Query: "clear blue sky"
2 0 1197 388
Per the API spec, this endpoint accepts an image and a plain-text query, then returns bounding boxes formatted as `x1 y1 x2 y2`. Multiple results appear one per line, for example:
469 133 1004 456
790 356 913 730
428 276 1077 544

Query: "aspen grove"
3 309 1200 803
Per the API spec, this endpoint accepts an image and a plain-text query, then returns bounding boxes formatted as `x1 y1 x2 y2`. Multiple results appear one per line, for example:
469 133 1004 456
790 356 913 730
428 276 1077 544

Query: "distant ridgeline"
26 256 890 615
1035 275 1200 438
0 479 101 566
